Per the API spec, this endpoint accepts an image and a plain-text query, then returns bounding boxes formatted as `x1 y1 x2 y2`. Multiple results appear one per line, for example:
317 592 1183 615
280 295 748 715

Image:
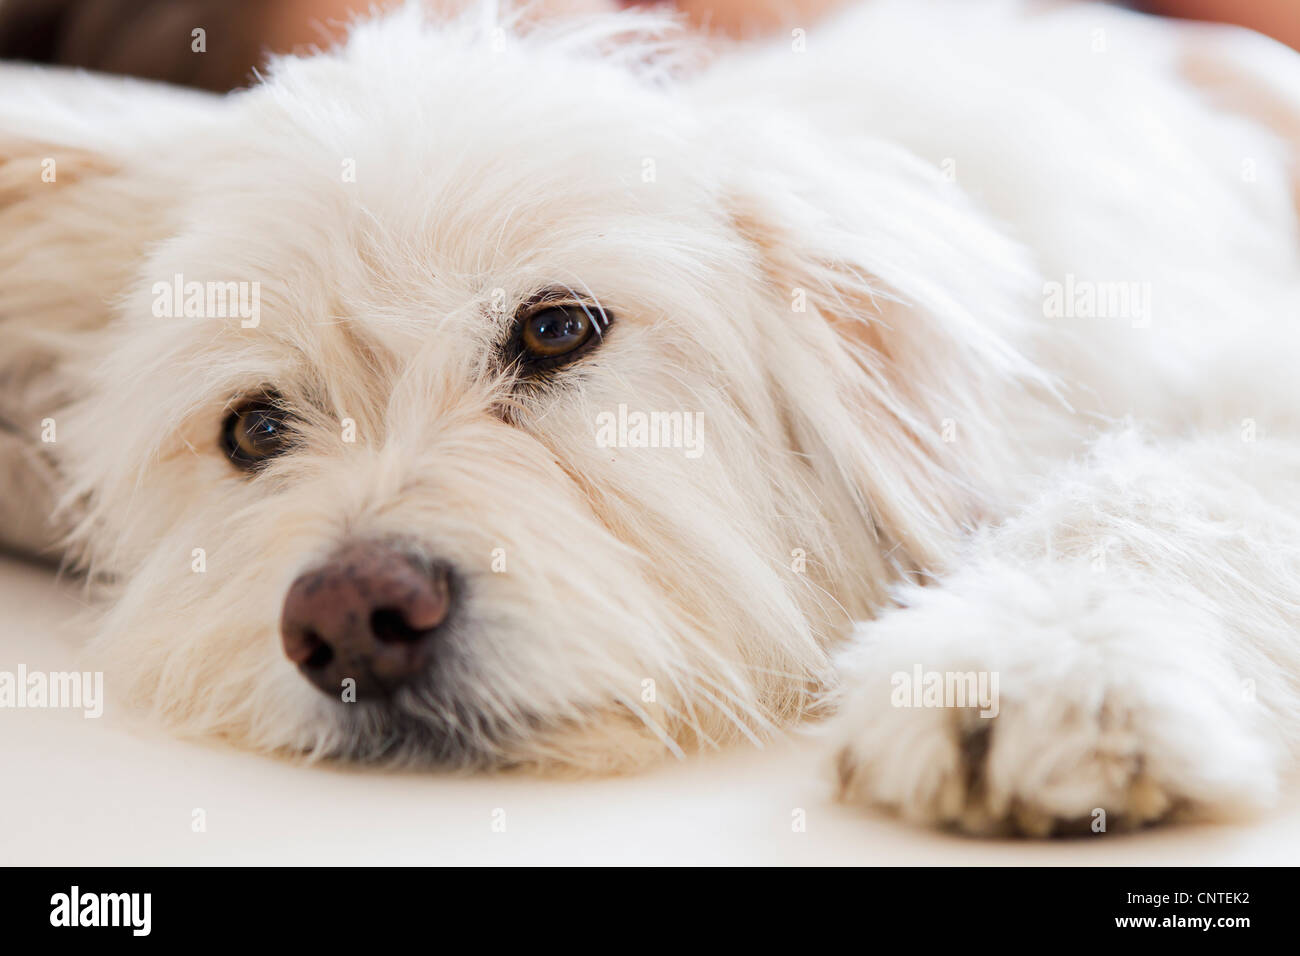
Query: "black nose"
280 542 452 699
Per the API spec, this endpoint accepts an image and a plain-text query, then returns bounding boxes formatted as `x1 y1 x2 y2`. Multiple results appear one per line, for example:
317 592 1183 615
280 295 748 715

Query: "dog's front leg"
829 432 1300 836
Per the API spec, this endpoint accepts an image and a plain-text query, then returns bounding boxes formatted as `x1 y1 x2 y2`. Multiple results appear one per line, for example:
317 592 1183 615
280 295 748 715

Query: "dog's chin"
285 643 621 771
315 690 667 775
279 645 536 769
324 695 532 769
281 635 687 774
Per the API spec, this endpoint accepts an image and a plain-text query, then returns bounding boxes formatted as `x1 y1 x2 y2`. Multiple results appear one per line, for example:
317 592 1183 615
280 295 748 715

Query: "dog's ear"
726 130 1054 589
0 65 221 556
0 65 222 338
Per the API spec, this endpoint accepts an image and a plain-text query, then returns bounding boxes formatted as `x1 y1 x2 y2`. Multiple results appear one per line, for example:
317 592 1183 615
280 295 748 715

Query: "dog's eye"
222 395 293 470
514 302 611 370
522 306 593 357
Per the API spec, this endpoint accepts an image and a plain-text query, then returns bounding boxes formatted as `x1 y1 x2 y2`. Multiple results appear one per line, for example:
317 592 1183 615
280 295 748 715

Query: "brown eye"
222 394 293 470
515 302 610 368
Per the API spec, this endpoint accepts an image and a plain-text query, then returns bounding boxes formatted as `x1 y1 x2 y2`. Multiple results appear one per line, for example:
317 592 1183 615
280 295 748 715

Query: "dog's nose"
280 542 452 699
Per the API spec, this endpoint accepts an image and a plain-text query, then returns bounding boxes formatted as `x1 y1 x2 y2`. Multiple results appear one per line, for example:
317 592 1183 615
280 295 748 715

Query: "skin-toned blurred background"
0 0 1296 93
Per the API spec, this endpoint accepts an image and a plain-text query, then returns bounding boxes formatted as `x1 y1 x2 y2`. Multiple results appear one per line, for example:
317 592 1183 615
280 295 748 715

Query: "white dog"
3 0 1299 836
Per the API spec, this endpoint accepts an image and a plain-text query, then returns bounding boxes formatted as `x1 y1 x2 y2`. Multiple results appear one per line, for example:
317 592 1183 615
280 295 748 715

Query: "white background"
3 555 1296 865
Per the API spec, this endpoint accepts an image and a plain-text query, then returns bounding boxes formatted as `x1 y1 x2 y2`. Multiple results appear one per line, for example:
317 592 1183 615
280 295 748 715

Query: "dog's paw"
833 690 1238 837
829 565 1279 836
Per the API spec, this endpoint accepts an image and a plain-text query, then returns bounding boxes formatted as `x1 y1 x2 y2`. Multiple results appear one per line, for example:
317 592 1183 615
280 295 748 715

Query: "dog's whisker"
616 696 687 760
689 684 770 750
656 669 725 752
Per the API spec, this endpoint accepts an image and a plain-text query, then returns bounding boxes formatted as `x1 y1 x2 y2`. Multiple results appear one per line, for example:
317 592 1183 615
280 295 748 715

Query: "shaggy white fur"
1 0 1298 835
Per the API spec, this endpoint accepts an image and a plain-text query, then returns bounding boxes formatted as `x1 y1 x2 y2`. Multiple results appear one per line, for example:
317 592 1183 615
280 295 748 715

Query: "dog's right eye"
506 296 614 374
222 395 294 471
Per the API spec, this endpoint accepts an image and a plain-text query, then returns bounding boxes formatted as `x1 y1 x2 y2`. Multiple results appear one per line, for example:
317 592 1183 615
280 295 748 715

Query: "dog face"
23 6 1041 769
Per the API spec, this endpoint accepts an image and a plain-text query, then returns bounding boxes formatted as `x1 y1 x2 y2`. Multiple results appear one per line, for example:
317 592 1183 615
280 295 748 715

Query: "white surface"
2 553 1297 865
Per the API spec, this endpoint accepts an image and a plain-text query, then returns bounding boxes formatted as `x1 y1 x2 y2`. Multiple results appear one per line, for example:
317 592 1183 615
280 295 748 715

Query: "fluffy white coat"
2 0 1299 835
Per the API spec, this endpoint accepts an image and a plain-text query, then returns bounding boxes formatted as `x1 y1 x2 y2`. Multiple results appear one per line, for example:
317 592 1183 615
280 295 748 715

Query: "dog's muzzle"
279 541 453 700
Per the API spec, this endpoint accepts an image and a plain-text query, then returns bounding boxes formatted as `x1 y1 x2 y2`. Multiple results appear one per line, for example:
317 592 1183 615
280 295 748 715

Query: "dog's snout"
280 542 452 699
